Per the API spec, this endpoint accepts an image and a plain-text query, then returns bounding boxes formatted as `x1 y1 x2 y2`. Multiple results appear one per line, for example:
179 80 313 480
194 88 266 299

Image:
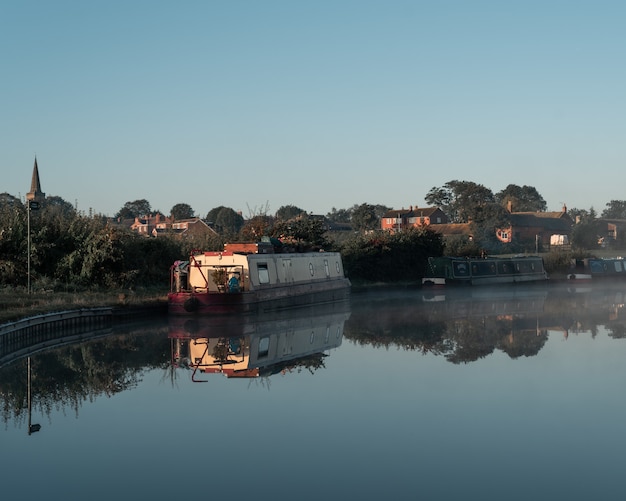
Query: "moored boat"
422 255 548 286
168 242 351 315
568 257 626 281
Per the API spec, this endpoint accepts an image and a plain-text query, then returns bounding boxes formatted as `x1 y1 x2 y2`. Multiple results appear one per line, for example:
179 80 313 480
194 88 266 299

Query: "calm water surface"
3 282 626 500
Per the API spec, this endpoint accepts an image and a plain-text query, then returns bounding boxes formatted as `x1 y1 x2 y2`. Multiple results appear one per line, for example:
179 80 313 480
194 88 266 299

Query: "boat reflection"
346 282 626 363
168 304 351 380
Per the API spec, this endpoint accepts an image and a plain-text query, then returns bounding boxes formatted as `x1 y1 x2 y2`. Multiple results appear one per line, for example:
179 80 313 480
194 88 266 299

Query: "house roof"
509 213 573 232
427 223 471 236
382 206 441 218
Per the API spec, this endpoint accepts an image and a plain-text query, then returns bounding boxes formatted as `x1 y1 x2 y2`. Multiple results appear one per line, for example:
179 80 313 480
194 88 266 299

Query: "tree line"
2 179 626 291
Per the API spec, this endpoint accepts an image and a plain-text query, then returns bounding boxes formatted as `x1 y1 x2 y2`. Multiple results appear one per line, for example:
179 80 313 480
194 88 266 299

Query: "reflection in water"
168 304 350 380
346 283 626 363
3 283 626 428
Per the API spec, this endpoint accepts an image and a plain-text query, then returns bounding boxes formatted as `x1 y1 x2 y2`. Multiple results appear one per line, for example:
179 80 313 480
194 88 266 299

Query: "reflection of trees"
344 286 626 363
0 324 169 427
344 296 548 364
261 353 327 377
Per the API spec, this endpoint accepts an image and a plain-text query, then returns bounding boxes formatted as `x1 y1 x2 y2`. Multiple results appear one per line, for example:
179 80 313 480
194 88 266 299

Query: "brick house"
496 205 574 247
381 206 448 232
128 214 217 239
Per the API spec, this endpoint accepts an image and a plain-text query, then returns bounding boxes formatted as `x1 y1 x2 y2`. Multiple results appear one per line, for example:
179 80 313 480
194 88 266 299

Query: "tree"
240 215 274 241
495 184 547 213
275 205 306 221
351 203 380 231
425 180 494 223
326 207 352 223
273 214 328 249
170 203 195 220
206 206 244 236
602 200 626 219
469 203 511 254
115 199 152 220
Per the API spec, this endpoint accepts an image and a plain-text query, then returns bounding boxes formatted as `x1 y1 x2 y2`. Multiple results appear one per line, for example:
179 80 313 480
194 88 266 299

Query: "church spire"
27 156 45 202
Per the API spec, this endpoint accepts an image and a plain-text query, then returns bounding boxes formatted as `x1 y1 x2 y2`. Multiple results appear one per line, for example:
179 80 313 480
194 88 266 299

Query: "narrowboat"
568 257 626 281
168 242 351 315
422 255 548 286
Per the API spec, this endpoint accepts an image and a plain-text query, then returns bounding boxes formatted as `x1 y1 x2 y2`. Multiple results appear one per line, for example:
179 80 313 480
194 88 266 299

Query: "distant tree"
170 203 195 220
326 207 352 223
0 192 23 210
240 215 274 241
602 200 626 219
275 205 306 221
495 184 547 213
206 206 244 236
571 218 602 250
115 199 151 220
42 196 76 219
568 207 597 224
425 180 494 223
206 206 227 224
469 203 511 254
273 214 328 249
351 203 381 231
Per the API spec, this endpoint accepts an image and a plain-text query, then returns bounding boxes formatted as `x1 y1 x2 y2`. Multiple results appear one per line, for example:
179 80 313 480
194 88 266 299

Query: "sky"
2 0 625 218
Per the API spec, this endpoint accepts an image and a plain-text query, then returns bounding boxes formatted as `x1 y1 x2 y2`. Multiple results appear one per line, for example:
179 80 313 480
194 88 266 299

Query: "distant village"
18 158 626 250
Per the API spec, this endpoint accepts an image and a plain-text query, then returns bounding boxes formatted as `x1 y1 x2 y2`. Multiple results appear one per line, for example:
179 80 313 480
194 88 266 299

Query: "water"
3 282 626 500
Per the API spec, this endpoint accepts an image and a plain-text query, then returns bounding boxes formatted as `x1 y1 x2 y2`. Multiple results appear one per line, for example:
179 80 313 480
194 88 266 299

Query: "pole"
27 201 31 294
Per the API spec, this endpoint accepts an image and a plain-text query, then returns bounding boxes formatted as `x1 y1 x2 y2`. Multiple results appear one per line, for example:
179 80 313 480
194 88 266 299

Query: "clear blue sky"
3 0 625 218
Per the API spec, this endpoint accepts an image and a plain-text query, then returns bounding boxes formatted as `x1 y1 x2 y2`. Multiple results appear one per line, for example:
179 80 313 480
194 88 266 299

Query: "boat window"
324 259 330 277
258 337 270 357
257 263 270 284
497 262 513 274
336 261 340 274
472 261 496 276
453 262 469 276
590 260 604 273
309 263 315 276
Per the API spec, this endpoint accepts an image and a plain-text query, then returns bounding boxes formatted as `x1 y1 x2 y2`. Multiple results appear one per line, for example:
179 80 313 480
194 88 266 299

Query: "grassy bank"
0 287 168 325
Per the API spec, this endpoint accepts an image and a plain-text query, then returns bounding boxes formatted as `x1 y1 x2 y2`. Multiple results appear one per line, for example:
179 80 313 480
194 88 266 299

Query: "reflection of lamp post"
26 200 39 294
27 357 41 435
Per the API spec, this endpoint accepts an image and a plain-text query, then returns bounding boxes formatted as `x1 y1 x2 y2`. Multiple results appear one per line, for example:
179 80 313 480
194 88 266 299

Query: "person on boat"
228 272 241 293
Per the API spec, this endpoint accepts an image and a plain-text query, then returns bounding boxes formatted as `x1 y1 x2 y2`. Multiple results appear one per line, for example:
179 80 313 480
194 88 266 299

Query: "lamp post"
26 200 39 294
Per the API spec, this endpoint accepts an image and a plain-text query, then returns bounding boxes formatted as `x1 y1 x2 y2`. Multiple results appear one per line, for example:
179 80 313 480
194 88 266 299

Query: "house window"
501 231 509 240
436 217 441 223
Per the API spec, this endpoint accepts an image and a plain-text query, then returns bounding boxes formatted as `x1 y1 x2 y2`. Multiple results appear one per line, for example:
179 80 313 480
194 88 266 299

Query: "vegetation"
3 177 626 322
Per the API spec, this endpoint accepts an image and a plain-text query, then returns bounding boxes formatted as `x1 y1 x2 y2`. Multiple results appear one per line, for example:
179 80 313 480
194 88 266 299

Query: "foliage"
495 184 547 212
601 200 626 219
275 205 306 221
326 207 352 223
425 180 495 223
206 206 244 236
571 218 602 250
468 203 511 254
115 199 152 219
170 203 195 220
239 215 274 241
340 228 444 282
272 215 329 250
351 203 382 231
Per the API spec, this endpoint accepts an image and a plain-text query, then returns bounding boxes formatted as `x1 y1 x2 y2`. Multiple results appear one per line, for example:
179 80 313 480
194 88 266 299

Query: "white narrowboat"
168 242 351 315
